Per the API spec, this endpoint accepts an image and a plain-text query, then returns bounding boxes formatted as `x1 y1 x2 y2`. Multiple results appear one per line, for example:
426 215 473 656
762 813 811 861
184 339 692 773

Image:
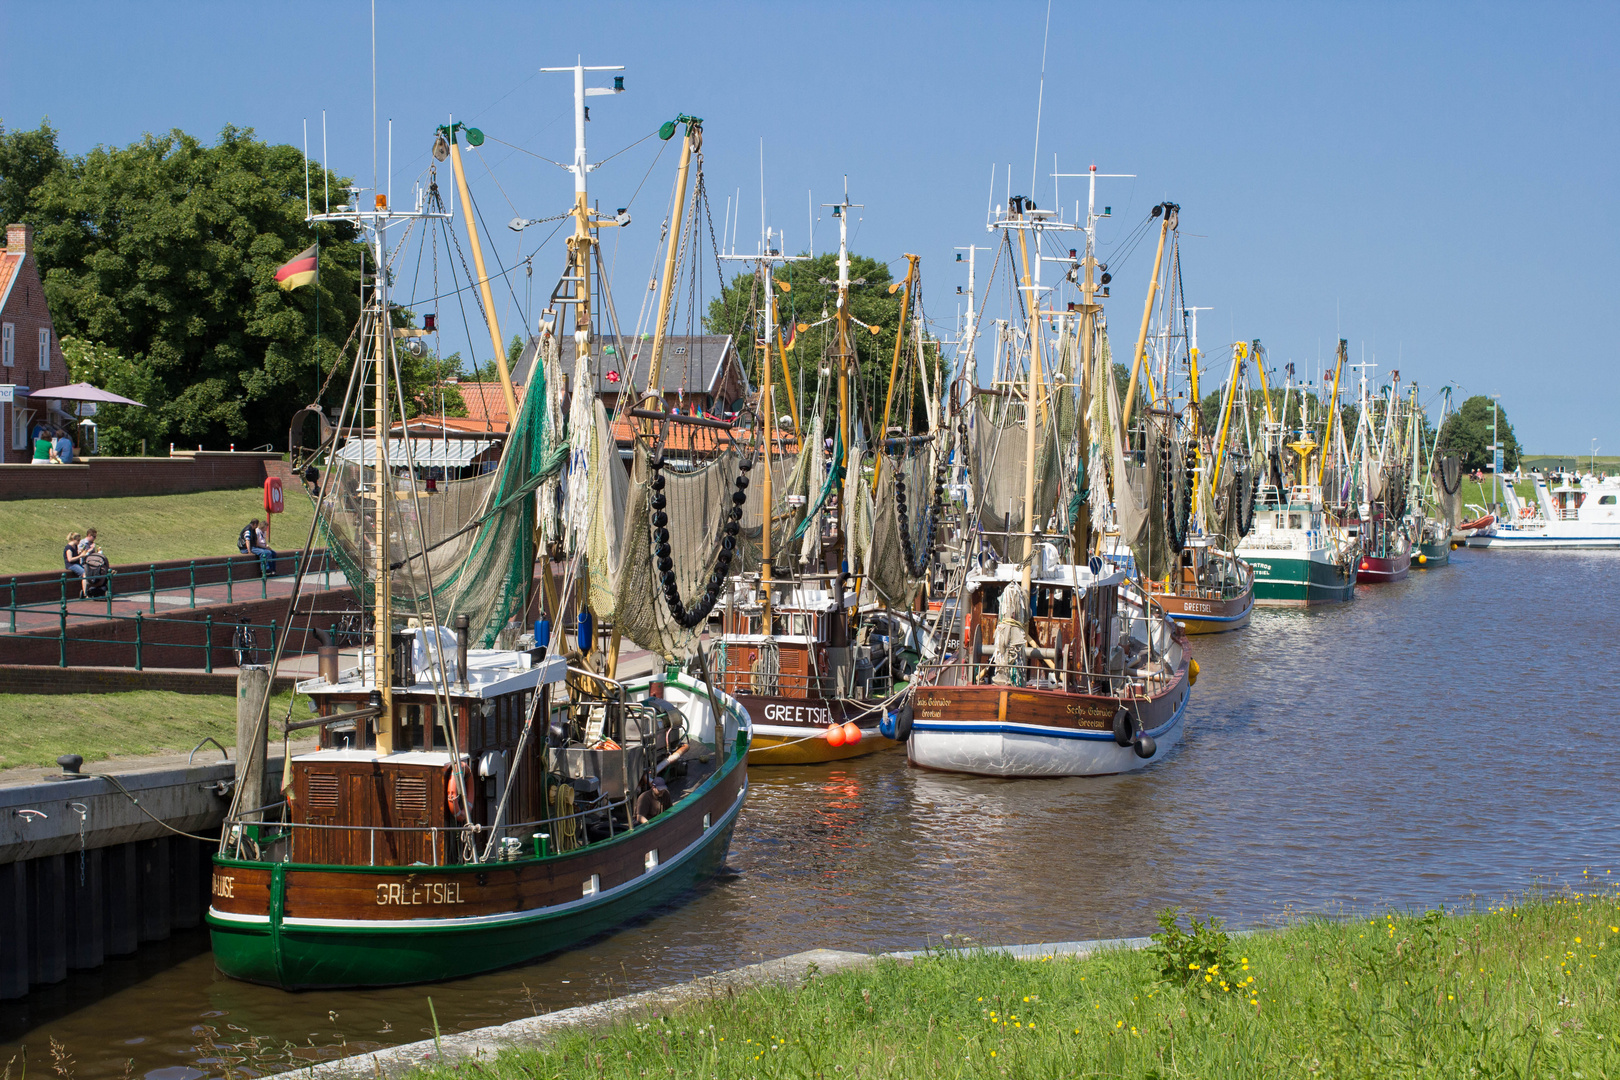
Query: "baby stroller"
83 550 112 599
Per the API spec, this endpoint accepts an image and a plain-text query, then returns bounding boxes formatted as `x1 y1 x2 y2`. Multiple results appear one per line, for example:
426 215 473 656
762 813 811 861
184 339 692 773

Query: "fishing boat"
208 66 750 989
909 183 1190 777
711 190 936 765
1233 339 1359 606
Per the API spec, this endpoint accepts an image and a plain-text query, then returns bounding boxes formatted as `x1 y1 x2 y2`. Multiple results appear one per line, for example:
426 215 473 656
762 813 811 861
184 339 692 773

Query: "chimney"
5 224 32 256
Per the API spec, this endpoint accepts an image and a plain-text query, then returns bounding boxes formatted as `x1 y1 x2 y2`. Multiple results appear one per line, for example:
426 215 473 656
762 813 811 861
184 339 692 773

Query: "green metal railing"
3 607 293 670
5 551 336 632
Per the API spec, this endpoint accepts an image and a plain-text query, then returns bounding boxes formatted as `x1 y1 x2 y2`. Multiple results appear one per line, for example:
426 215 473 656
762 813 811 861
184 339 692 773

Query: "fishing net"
564 354 629 618
316 362 563 648
969 391 1059 559
734 414 825 575
1436 453 1462 529
612 437 744 661
864 439 935 606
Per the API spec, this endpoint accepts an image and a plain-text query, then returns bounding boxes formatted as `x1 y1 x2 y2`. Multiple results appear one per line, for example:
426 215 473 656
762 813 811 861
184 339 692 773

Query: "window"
11 410 26 451
1289 514 1303 529
38 328 50 371
1 323 12 367
1601 495 1617 505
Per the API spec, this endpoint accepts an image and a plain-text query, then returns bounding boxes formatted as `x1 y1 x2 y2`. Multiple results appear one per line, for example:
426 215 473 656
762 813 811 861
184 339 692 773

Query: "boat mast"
442 123 519 427
1318 339 1347 488
309 174 449 750
872 254 920 493
642 113 702 402
1120 204 1175 431
1015 200 1041 590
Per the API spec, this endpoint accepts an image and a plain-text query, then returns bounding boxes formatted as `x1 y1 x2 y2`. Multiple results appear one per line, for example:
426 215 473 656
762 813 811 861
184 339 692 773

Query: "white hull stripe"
913 687 1188 742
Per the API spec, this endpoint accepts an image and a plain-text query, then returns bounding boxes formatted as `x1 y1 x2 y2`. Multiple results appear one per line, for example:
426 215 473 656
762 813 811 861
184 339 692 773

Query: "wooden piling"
236 664 271 821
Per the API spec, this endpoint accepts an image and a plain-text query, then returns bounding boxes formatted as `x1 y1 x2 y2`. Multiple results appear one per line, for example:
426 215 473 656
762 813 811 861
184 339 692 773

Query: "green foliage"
0 117 64 227
1148 908 1240 998
399 347 468 418
29 125 364 450
704 252 906 422
1440 394 1522 471
59 337 165 454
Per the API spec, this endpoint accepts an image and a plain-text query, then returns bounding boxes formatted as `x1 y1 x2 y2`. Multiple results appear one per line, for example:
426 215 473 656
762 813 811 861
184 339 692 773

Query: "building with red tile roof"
0 224 70 463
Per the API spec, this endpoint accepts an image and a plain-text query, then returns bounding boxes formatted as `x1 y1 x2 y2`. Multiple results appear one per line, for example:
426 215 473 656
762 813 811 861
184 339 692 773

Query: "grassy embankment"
0 689 309 770
410 891 1620 1079
0 487 318 574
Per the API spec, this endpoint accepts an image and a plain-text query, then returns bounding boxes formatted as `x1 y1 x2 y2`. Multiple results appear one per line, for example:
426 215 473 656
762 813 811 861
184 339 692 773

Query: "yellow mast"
1210 342 1247 492
1119 204 1175 431
1250 339 1276 426
443 125 520 430
1318 338 1347 487
872 254 919 493
644 117 701 412
758 263 775 629
771 280 800 435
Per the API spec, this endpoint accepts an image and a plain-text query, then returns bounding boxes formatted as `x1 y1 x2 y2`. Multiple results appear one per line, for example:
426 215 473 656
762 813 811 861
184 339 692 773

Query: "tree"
60 337 165 455
704 252 907 426
0 118 64 227
31 126 364 450
1439 394 1521 471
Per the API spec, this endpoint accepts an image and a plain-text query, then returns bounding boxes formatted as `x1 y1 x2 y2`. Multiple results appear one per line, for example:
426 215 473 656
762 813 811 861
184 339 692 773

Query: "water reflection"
4 550 1617 1079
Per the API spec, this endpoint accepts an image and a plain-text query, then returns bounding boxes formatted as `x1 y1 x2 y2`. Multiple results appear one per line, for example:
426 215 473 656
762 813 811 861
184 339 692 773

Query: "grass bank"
0 689 308 770
0 487 317 574
411 891 1620 1079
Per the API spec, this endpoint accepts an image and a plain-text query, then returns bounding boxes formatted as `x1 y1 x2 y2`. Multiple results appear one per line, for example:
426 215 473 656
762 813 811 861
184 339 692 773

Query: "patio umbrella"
29 382 145 407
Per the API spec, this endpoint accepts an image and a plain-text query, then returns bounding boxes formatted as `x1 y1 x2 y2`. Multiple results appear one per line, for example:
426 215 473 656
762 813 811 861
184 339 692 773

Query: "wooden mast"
1318 338 1347 488
1014 202 1041 593
759 261 775 629
369 221 396 752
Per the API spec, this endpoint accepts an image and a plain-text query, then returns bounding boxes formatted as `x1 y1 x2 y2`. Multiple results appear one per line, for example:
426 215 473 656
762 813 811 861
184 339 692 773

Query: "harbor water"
5 548 1618 1079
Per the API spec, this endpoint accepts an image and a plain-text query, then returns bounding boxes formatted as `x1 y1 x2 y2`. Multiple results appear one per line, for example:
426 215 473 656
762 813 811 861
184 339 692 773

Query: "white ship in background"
1466 473 1620 549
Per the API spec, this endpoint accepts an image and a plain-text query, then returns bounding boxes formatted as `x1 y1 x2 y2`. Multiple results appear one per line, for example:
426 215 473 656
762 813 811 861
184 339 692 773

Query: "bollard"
236 665 272 823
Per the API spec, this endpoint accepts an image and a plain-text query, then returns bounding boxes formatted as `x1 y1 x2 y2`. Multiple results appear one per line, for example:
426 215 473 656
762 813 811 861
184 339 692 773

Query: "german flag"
274 245 317 291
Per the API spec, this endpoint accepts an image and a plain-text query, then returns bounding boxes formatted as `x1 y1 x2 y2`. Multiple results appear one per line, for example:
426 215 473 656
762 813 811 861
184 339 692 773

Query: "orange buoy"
825 723 846 747
842 722 862 744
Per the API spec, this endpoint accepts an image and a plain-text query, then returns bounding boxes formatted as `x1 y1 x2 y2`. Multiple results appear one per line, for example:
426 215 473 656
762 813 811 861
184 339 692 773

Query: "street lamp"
1490 394 1501 508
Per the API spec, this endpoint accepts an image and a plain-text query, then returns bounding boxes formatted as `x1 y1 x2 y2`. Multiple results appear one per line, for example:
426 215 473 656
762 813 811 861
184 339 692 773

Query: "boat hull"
208 738 749 989
738 693 900 765
1466 529 1620 550
1357 553 1410 583
1153 588 1254 634
1415 541 1450 566
1242 550 1356 607
907 673 1189 778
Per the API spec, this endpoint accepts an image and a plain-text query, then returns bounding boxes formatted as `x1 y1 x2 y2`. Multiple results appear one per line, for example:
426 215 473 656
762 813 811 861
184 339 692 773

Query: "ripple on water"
4 550 1618 1080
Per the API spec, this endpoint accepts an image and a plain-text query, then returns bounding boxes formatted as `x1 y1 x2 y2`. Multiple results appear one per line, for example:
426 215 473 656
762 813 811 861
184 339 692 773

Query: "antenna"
370 0 377 194
321 111 329 212
807 189 814 259
302 119 311 218
759 138 766 251
1030 0 1052 199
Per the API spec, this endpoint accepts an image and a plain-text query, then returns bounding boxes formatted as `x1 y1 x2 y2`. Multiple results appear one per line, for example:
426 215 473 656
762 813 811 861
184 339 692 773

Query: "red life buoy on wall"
264 476 284 514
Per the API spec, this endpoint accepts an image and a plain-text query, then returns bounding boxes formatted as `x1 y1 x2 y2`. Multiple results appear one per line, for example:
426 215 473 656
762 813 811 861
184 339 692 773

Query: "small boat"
909 186 1190 777
909 552 1190 778
1234 340 1359 606
1466 473 1620 549
1147 538 1255 633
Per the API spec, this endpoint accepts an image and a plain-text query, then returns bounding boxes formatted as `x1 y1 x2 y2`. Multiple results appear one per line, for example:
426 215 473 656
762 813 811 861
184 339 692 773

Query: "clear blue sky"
4 1 1615 453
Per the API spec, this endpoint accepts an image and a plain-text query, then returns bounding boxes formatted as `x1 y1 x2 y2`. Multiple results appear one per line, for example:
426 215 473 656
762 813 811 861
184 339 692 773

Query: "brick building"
0 223 69 463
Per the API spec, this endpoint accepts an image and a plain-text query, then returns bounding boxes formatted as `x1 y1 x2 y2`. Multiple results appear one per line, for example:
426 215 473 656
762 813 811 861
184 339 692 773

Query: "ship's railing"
221 794 636 867
913 654 1175 696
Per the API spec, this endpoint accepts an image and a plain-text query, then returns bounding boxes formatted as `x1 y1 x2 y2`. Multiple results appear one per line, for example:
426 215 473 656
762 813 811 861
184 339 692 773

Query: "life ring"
1518 507 1532 519
446 765 469 823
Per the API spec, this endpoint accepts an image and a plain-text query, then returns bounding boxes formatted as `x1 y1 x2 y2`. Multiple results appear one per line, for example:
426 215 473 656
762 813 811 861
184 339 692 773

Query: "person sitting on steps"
64 531 87 597
240 518 277 577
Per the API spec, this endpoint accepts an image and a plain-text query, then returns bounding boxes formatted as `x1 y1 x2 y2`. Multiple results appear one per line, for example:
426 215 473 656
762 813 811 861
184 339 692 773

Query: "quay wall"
0 451 290 501
0 750 290 999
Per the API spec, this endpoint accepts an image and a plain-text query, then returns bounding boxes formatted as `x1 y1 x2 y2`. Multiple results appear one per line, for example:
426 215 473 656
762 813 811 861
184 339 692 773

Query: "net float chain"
650 454 752 630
